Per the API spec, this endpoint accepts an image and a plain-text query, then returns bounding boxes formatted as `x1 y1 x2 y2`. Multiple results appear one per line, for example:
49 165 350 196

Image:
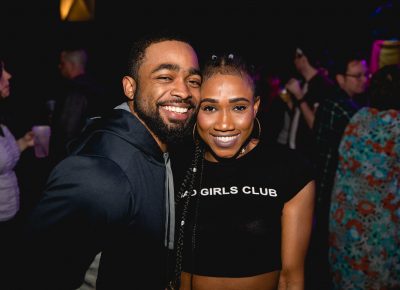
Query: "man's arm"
17 156 131 289
285 78 316 129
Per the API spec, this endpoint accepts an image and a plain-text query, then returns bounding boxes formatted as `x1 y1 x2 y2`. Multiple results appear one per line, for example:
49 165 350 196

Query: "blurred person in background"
0 57 35 289
256 68 289 145
278 44 335 163
329 64 400 290
309 50 370 289
49 48 106 167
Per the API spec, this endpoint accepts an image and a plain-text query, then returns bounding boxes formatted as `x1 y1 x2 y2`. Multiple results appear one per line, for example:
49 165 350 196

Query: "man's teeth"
164 106 188 113
216 136 237 142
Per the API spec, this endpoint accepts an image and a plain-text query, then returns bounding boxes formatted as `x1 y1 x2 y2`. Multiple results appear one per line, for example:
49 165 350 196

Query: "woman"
0 58 35 288
329 64 400 290
170 55 315 290
0 59 34 222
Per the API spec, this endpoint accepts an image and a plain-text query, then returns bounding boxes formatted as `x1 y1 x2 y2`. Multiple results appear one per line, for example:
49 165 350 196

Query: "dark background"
1 0 399 133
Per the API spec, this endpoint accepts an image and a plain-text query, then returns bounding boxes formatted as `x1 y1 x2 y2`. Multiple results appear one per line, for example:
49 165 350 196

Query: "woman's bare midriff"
179 271 280 290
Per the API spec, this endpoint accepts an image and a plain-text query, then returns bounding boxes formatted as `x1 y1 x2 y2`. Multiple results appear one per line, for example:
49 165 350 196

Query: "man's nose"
171 79 191 99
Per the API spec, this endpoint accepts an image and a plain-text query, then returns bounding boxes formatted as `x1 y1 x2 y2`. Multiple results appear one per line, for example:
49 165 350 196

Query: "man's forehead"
348 60 367 70
147 40 189 51
141 43 199 73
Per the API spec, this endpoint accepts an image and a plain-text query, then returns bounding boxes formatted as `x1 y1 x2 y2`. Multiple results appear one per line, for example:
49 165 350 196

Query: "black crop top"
180 143 313 277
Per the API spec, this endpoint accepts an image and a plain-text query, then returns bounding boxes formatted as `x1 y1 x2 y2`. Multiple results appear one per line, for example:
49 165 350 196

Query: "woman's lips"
212 134 240 148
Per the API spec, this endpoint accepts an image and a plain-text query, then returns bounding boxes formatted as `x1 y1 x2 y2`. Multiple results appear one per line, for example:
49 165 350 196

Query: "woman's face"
197 73 259 162
0 62 12 98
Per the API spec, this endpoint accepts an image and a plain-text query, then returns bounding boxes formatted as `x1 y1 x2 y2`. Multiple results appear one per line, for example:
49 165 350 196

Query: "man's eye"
188 79 201 87
158 76 172 81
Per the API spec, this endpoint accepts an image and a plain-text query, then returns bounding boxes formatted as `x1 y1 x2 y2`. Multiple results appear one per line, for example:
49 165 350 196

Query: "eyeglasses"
344 72 372 80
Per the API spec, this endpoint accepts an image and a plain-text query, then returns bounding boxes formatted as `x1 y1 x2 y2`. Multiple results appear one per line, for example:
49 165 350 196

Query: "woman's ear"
122 76 136 100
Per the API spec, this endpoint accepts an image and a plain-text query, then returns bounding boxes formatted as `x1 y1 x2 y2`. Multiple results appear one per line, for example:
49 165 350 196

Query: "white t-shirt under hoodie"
0 124 21 221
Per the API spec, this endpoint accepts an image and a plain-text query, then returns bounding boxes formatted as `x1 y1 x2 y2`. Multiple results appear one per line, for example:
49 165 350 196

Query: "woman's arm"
17 131 34 152
278 180 315 290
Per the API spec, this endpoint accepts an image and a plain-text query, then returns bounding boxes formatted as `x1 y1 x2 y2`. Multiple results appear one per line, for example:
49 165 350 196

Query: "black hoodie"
19 107 171 289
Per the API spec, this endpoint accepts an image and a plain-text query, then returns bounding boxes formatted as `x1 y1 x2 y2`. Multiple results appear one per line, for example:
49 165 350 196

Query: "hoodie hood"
69 104 164 163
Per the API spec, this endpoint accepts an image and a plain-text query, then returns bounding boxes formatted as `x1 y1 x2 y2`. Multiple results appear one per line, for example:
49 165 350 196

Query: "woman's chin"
206 148 241 162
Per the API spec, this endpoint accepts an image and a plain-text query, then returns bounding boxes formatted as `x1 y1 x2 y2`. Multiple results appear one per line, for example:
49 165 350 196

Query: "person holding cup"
0 57 34 288
0 58 35 222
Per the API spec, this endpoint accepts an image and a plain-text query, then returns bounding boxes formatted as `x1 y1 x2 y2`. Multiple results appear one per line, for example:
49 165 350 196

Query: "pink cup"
32 125 51 158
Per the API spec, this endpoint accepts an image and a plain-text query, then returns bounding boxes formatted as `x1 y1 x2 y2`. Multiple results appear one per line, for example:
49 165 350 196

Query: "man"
17 34 201 290
50 48 107 167
279 45 335 163
308 51 370 290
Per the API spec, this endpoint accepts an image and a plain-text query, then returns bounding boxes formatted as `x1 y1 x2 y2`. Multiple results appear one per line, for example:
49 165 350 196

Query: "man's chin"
137 108 195 144
162 113 193 125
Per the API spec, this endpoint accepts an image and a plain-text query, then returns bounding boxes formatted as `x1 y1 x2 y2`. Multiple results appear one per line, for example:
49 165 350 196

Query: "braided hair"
169 139 204 290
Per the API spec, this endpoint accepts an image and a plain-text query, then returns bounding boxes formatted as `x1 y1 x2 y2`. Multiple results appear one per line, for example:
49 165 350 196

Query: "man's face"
133 40 201 144
294 49 306 72
58 52 73 79
341 60 370 97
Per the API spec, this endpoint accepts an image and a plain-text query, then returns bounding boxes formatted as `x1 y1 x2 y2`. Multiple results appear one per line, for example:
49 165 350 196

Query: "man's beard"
133 92 196 145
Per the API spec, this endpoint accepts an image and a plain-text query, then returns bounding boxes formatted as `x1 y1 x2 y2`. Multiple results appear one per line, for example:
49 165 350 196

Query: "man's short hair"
62 49 88 69
330 49 368 76
127 32 192 81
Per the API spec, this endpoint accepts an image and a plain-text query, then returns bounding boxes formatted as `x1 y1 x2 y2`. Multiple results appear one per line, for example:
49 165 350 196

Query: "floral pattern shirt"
329 108 400 290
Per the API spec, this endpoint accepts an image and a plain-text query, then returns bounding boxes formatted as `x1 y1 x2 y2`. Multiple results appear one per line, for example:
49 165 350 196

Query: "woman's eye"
202 105 216 112
234 105 247 111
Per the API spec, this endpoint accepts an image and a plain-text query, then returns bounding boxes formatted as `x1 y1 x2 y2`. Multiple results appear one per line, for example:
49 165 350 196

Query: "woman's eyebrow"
228 97 250 103
200 98 218 104
200 97 250 104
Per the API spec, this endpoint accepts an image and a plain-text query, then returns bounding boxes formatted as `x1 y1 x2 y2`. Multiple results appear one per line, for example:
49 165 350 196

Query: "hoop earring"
192 123 198 142
239 117 262 156
254 117 261 139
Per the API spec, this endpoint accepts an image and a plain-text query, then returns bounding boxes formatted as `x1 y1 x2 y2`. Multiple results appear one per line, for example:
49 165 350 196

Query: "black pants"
0 217 20 290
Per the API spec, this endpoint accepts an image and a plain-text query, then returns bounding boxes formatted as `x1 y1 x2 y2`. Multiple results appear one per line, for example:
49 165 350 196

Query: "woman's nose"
215 111 234 131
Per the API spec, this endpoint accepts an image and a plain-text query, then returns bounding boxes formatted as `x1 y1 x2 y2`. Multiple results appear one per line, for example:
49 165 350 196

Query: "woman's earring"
254 117 261 139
